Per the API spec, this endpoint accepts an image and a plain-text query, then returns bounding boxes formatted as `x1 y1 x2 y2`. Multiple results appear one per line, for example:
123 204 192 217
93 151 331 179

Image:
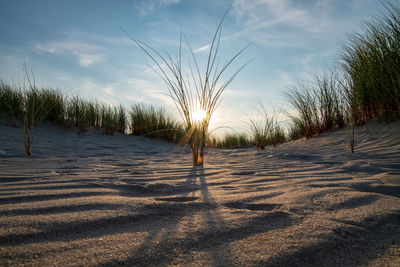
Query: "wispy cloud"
194 44 210 53
134 0 181 16
233 0 317 30
35 41 106 67
231 0 350 47
125 77 174 105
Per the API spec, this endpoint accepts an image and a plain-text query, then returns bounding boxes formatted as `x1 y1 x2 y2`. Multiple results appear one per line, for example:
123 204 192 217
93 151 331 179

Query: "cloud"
134 0 181 16
230 0 348 47
194 44 210 53
233 0 313 29
78 53 104 67
125 77 174 105
35 41 105 67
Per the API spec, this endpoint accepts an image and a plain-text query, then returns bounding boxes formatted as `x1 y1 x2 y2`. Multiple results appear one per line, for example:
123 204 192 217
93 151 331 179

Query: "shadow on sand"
100 166 296 266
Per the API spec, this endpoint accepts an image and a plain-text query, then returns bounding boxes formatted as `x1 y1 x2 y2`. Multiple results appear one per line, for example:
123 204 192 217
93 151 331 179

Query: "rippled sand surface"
0 120 399 266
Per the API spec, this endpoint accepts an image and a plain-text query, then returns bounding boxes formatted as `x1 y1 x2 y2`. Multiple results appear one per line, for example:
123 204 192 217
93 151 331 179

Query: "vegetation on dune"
208 132 253 149
0 67 60 155
129 103 184 143
1 2 399 156
128 8 248 165
284 72 348 140
284 1 399 150
0 82 22 126
0 81 186 154
340 1 400 153
246 103 286 150
341 2 400 125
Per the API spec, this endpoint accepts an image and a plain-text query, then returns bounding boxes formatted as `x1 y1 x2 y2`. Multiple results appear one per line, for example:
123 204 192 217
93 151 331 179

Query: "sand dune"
0 120 399 266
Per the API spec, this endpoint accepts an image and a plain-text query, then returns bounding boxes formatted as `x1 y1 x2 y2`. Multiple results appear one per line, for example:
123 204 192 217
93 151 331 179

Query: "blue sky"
0 0 384 135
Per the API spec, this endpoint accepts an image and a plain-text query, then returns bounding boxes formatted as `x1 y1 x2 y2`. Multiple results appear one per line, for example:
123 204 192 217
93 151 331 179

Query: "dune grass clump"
128 9 248 165
130 103 183 142
246 103 286 150
341 2 400 125
115 104 127 134
0 81 22 125
21 87 47 155
39 89 65 123
19 75 61 155
285 72 348 140
64 98 127 135
210 132 253 149
100 104 116 135
65 96 89 132
1 81 65 154
2 80 185 143
2 78 194 153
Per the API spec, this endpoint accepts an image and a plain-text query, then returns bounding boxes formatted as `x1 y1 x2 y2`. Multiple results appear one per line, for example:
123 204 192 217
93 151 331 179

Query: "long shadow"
187 211 295 249
102 213 189 266
0 203 124 216
196 166 235 265
103 167 297 266
235 192 284 203
256 211 400 266
0 176 51 184
0 178 96 187
0 202 215 247
0 183 104 192
246 177 285 184
350 182 400 198
328 195 381 211
103 212 297 266
109 181 200 198
299 177 353 184
102 166 232 266
0 191 115 205
105 167 208 266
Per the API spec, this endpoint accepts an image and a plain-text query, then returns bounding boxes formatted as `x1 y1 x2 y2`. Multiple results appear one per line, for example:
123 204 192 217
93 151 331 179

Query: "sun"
192 109 207 123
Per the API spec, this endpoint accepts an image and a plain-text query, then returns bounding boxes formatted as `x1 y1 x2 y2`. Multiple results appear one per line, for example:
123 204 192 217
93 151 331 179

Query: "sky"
0 0 386 136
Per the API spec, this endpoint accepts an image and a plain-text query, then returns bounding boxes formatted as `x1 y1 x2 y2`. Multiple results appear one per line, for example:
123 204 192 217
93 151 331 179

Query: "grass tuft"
130 103 183 142
209 132 253 149
127 7 248 165
341 1 400 125
284 72 348 140
247 103 286 149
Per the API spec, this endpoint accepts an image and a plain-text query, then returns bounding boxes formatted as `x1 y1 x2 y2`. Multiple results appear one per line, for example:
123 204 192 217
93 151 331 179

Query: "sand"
0 119 399 266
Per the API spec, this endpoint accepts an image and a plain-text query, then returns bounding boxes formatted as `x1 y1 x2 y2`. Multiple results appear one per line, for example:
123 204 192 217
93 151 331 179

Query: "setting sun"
192 108 207 123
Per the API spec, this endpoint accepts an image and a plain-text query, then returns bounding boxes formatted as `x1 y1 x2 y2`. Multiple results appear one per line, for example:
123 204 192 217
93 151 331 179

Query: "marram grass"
127 7 248 165
0 81 186 154
341 1 400 125
284 72 348 140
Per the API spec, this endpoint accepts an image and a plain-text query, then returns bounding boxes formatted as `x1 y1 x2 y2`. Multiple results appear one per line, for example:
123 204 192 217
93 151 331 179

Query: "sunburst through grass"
192 108 207 123
126 7 248 166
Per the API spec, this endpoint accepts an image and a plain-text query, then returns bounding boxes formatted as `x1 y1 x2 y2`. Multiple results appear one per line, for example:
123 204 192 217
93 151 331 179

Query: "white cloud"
233 0 312 29
231 0 347 47
194 44 210 53
134 0 181 16
35 41 106 67
78 53 104 67
125 77 174 106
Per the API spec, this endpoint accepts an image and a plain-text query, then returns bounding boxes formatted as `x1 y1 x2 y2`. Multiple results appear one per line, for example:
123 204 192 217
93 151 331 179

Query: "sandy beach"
0 120 399 266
